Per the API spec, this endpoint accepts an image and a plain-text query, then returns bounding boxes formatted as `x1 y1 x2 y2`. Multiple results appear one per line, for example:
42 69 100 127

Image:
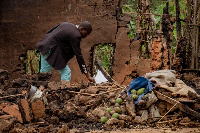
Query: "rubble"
0 69 200 132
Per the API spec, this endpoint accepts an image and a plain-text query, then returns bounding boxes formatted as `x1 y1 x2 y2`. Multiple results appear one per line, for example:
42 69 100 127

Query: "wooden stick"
66 86 123 97
97 87 123 95
91 86 117 88
0 94 25 99
157 102 178 123
66 90 97 97
157 118 182 124
95 60 115 82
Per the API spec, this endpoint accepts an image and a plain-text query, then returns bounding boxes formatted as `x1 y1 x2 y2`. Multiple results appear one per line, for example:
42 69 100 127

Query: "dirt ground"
1 69 200 133
87 128 200 133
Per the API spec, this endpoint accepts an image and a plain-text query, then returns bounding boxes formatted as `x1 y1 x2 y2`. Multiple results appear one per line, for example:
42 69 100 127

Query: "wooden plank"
153 90 200 120
95 60 115 82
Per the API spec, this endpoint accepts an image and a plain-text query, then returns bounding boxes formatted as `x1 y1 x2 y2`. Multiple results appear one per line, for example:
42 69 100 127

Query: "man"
36 21 95 83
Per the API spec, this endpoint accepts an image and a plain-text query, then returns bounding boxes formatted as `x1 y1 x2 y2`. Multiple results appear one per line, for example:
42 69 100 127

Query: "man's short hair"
79 21 92 32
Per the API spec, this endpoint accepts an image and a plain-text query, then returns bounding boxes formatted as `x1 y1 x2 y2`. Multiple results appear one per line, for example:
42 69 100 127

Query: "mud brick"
0 115 13 120
31 80 49 88
60 80 71 89
11 78 30 88
57 124 70 133
85 86 99 94
2 104 23 123
0 118 17 132
19 99 31 123
48 81 59 91
37 72 52 81
31 100 45 119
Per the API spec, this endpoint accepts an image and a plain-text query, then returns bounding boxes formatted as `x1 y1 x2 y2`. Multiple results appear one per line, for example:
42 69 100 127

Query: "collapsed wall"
0 0 151 84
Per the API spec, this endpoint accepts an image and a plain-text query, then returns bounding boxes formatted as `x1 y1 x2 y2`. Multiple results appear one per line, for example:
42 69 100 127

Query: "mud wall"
0 0 151 84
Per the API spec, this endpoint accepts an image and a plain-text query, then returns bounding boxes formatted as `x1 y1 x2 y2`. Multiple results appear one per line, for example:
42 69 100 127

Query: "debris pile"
0 69 200 132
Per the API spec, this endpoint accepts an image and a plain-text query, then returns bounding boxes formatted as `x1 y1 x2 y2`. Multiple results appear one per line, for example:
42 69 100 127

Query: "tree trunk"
191 0 197 69
175 0 181 40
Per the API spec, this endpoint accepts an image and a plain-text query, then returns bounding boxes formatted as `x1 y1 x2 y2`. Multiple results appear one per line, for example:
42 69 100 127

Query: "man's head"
78 21 92 38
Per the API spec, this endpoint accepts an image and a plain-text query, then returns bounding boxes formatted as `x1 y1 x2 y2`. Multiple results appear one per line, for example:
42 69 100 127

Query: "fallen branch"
66 90 97 97
153 90 200 120
95 60 115 82
0 94 25 99
96 87 123 95
156 118 182 124
157 103 178 123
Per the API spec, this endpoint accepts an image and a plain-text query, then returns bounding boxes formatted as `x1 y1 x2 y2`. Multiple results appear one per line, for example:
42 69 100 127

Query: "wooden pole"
0 94 25 99
95 60 115 82
157 103 178 123
196 7 200 69
175 0 181 40
191 0 197 69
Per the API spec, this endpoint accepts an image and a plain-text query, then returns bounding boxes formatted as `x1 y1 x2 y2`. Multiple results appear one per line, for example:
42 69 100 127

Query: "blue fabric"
127 77 154 96
121 76 154 104
40 52 71 81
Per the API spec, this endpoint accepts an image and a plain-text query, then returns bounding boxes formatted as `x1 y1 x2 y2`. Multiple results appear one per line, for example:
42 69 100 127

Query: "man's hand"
85 73 96 83
87 76 96 83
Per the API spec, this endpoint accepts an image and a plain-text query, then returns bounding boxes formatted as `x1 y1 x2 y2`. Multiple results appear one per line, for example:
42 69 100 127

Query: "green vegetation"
100 116 108 123
132 94 139 101
122 0 187 54
115 98 123 104
24 50 40 74
94 43 114 75
137 88 145 95
112 113 119 118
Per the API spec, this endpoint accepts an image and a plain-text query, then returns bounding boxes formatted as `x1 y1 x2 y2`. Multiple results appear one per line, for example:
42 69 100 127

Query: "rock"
120 105 126 114
145 92 158 108
57 124 70 133
119 114 132 122
107 92 116 99
87 96 103 108
110 98 116 105
104 111 111 119
141 110 148 122
74 95 93 106
125 97 136 118
149 104 161 122
49 116 59 125
104 118 125 129
85 86 99 94
91 107 106 118
0 118 17 132
38 127 49 133
133 116 143 124
179 117 191 123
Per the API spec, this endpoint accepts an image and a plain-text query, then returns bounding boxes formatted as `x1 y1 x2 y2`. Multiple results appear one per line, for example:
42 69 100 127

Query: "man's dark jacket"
35 22 87 74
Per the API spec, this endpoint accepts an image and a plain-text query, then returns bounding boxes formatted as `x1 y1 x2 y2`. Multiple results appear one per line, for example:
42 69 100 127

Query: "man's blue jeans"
40 52 71 81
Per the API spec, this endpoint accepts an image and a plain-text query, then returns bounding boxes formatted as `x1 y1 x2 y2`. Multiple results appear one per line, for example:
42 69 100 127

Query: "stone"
49 116 59 125
0 118 17 132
